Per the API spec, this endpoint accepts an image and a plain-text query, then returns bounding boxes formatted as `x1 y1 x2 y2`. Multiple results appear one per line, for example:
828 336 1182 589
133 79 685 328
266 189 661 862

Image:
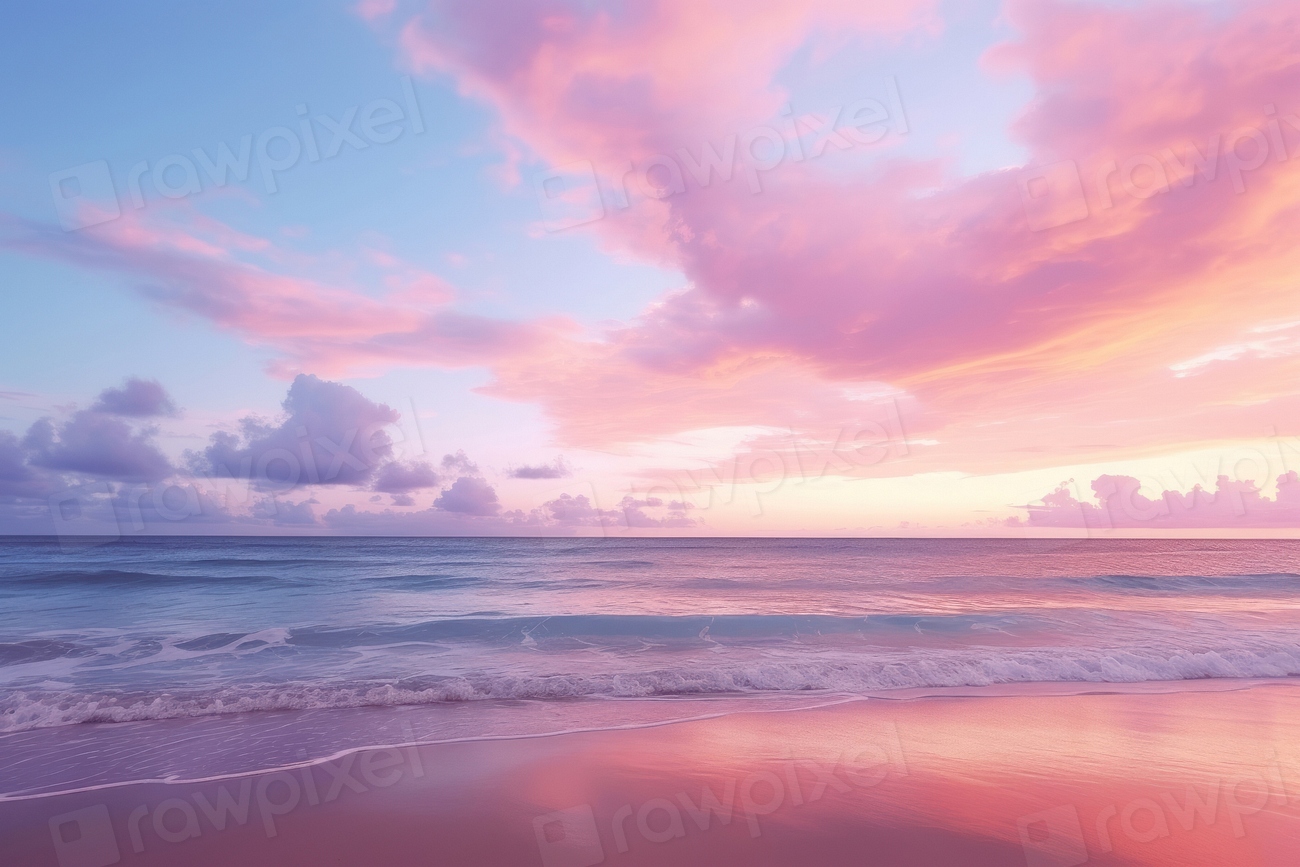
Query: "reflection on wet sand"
4 683 1299 866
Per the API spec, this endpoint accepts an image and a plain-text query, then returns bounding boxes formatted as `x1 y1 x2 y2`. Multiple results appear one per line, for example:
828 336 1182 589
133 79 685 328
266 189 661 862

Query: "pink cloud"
1026 472 1300 529
1 206 566 378
390 0 1300 471
399 0 935 170
354 0 397 23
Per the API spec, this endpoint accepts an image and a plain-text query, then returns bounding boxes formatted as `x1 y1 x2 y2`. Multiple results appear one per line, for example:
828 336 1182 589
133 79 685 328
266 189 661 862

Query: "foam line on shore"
3 677 1292 803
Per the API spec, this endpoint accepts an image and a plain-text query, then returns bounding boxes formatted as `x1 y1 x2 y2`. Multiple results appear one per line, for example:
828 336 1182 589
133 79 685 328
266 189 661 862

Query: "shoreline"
8 669 1296 734
4 676 1297 801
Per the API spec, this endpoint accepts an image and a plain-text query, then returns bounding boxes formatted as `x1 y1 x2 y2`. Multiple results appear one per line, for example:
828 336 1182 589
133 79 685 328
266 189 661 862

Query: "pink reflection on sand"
3 684 1299 866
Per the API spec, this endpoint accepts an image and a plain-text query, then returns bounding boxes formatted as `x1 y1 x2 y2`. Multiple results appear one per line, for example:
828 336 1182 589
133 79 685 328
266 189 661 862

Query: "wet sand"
4 682 1300 866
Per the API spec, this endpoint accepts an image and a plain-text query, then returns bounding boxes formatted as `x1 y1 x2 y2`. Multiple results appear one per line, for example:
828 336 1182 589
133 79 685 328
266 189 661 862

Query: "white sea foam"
4 641 1299 732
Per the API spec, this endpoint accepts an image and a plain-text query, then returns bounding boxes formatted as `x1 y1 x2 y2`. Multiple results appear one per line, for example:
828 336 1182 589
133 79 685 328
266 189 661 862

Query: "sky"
2 0 1300 537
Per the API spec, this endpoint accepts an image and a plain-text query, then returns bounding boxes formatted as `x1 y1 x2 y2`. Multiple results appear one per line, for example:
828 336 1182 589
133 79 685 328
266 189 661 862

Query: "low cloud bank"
1026 473 1300 529
0 376 700 535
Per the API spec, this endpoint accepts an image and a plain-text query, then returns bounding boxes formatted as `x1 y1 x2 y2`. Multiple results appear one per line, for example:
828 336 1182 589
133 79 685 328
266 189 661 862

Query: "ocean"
5 537 1300 731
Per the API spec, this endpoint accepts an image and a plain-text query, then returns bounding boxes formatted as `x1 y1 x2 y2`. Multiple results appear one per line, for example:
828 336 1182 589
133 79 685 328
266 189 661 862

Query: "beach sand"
4 682 1299 866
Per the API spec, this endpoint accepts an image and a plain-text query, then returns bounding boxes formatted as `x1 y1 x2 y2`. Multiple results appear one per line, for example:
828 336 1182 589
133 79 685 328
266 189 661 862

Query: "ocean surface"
3 536 1300 733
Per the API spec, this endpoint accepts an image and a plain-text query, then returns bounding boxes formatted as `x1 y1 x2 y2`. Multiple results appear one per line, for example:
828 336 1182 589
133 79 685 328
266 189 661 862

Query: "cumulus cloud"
25 412 172 483
189 374 398 489
374 460 441 492
0 383 185 532
318 488 704 534
373 451 488 507
509 457 571 479
373 460 441 506
1025 473 1300 529
537 492 699 528
540 493 608 526
263 498 319 527
440 450 479 475
322 502 548 535
618 496 699 529
0 375 711 536
0 431 59 499
433 476 501 516
91 378 176 417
